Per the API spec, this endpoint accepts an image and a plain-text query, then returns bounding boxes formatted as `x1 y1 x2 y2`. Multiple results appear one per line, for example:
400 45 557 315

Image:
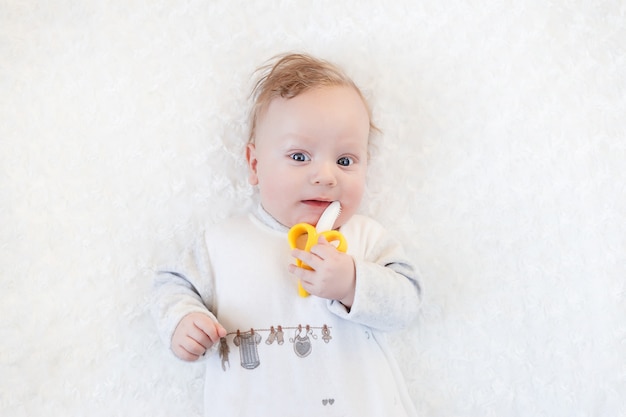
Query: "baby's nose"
311 162 337 186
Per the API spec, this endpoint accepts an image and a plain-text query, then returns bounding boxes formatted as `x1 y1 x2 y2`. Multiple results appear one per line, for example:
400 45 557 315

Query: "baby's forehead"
266 88 369 126
251 84 374 145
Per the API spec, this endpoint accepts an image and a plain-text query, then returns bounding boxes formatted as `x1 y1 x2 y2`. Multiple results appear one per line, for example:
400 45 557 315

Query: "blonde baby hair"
248 52 377 143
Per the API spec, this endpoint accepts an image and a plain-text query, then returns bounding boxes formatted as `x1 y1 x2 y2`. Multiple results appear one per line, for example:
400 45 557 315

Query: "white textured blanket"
1 1 624 416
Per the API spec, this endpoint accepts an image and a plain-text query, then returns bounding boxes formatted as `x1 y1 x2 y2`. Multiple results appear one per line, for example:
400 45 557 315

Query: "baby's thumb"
217 323 228 338
317 234 329 245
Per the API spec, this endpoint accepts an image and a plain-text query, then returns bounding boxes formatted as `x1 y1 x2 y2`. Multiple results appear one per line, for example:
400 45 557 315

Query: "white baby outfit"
153 205 421 416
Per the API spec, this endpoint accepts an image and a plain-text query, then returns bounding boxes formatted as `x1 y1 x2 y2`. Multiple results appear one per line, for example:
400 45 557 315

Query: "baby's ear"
245 143 259 185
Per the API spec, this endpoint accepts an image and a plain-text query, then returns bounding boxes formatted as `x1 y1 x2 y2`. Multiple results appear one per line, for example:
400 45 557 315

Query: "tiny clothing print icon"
289 325 317 358
219 337 230 371
265 325 285 345
233 329 262 369
321 324 332 343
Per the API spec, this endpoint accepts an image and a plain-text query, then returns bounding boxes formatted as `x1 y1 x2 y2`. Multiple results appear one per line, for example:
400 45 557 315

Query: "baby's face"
247 86 370 228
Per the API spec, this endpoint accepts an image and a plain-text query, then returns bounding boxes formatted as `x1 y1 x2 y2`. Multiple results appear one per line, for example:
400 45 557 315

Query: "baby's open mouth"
302 200 332 208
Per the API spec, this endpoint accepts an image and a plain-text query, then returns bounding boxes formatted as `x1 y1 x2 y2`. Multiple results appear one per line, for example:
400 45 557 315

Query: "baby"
153 53 421 416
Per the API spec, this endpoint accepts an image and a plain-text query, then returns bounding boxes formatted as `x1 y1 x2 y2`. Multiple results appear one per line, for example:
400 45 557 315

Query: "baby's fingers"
172 313 227 361
291 248 319 269
172 335 206 361
194 314 227 343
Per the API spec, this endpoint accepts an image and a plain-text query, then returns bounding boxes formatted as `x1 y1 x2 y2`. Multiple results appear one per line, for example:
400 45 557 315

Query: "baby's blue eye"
337 157 353 166
290 152 309 162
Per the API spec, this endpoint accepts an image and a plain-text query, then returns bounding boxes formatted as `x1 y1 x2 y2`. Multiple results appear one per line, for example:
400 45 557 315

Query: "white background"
1 1 624 416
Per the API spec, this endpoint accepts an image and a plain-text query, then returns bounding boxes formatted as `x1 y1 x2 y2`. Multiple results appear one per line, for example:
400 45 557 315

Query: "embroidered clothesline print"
219 324 333 371
223 324 332 337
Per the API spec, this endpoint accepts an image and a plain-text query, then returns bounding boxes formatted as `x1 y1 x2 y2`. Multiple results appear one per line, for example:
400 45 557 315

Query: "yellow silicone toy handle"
287 223 316 270
287 223 348 297
319 230 348 253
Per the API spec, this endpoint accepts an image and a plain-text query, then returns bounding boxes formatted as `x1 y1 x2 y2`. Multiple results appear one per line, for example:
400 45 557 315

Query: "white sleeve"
151 231 218 350
327 219 421 331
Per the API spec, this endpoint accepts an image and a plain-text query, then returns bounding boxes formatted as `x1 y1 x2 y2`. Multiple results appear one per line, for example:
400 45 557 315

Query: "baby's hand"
171 312 227 361
289 235 356 308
